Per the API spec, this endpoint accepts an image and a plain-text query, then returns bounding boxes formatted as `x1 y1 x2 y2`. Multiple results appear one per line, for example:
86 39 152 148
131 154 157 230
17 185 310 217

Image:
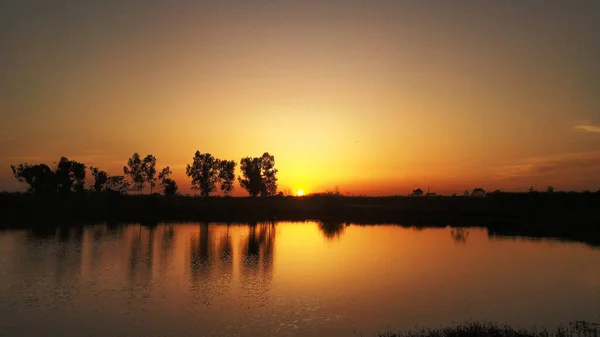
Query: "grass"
378 321 599 337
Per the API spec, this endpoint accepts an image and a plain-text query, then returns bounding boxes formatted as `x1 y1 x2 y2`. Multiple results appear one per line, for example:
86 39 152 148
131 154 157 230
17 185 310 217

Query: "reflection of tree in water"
81 223 128 277
189 223 233 306
189 223 211 278
26 226 56 240
104 221 124 237
240 222 275 308
58 226 83 243
244 222 275 263
159 224 175 266
318 221 347 240
450 228 470 243
141 220 159 230
19 226 84 308
25 226 84 281
53 227 84 282
218 224 233 264
127 225 154 293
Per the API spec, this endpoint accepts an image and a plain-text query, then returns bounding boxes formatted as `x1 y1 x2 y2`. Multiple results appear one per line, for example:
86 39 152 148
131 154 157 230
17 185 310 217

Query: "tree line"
410 186 560 197
10 151 279 197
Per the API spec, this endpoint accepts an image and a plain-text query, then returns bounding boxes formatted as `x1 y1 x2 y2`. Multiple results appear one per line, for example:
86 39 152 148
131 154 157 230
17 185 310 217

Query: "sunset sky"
1 1 599 195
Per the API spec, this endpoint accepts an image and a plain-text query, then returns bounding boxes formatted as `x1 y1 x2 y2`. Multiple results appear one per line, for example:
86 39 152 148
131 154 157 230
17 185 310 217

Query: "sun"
297 189 304 196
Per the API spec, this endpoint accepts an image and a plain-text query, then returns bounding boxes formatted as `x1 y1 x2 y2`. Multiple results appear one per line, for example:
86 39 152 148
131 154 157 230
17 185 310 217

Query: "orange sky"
1 1 599 195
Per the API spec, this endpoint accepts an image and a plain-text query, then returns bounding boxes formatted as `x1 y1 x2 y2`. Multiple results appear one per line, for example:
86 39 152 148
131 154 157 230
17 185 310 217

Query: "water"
0 222 598 336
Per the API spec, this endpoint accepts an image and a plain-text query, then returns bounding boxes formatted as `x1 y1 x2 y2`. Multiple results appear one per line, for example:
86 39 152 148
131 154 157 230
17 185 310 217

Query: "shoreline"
378 321 599 337
1 192 599 247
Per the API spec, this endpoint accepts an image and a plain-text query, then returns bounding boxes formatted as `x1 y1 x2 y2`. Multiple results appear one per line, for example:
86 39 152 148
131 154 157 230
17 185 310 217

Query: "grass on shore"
378 321 599 337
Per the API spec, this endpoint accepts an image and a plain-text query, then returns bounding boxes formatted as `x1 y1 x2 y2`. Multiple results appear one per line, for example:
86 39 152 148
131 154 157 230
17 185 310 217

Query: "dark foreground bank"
1 192 599 246
378 321 599 337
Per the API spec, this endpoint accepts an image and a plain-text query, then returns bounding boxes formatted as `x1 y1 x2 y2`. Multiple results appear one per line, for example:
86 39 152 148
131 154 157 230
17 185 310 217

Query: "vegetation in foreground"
378 321 599 337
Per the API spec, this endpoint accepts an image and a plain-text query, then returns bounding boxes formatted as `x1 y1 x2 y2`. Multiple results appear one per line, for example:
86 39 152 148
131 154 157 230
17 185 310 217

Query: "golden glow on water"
0 223 599 337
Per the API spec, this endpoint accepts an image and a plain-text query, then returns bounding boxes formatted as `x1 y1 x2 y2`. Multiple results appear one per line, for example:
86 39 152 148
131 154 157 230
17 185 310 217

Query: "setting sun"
297 190 304 197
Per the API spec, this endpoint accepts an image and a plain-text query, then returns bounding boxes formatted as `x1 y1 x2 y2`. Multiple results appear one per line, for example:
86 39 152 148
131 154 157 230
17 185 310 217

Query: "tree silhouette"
158 166 171 183
55 157 86 194
186 151 219 197
162 179 178 196
471 188 486 197
11 157 85 194
104 176 129 194
218 160 236 196
464 190 470 197
261 153 278 197
547 185 554 193
238 157 262 197
10 163 56 194
411 188 423 197
123 153 145 193
238 152 278 197
158 166 178 196
142 155 157 194
90 167 108 193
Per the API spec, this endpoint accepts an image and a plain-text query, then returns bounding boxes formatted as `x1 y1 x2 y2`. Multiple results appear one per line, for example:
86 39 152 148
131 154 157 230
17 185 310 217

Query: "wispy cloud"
492 151 600 180
574 124 600 133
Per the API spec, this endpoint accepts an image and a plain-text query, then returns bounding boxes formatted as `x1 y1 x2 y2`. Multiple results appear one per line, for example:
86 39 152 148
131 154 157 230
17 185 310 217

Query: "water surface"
0 222 598 336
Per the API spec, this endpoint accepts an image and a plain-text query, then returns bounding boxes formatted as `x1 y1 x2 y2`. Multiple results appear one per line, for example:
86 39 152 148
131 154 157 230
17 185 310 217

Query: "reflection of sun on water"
297 190 304 196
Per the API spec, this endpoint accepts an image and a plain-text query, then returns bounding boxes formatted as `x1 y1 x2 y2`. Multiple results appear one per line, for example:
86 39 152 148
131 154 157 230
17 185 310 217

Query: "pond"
0 222 598 336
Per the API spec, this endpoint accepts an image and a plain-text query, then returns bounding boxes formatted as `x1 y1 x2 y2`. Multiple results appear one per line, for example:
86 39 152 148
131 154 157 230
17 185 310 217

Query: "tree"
104 176 130 194
162 178 178 196
471 188 486 197
261 153 278 197
238 152 279 197
464 190 470 197
282 187 293 196
90 167 108 193
218 160 236 196
10 163 56 194
238 157 262 197
123 153 145 193
529 185 535 193
142 154 157 194
186 151 220 197
158 166 171 183
11 157 85 195
324 186 342 196
547 185 554 193
157 166 177 196
55 157 86 194
411 188 423 197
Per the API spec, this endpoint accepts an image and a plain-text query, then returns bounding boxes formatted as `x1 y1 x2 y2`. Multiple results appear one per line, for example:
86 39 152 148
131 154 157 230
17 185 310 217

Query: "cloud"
492 151 600 180
574 124 600 133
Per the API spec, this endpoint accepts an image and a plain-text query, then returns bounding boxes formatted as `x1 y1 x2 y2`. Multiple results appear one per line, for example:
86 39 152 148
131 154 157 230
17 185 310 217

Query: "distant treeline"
10 151 278 197
8 152 600 198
